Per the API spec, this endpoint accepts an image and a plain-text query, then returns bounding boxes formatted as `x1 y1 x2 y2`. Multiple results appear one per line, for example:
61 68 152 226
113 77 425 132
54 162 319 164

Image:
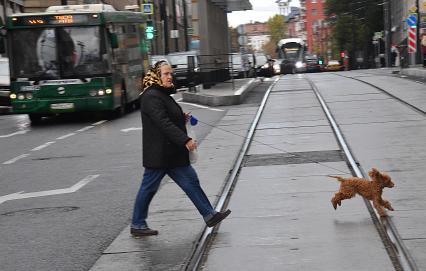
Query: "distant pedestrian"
130 61 231 237
422 34 426 68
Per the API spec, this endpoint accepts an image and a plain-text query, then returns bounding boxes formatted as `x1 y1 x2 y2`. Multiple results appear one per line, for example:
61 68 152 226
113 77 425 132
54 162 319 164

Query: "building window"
311 0 317 3
312 9 317 16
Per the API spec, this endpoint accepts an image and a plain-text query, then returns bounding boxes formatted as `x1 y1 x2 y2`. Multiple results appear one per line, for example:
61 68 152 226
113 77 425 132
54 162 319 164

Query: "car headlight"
295 61 305 68
262 63 269 69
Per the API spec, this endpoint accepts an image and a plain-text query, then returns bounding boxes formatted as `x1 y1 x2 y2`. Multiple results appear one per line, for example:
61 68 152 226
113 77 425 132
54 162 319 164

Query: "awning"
211 0 252 12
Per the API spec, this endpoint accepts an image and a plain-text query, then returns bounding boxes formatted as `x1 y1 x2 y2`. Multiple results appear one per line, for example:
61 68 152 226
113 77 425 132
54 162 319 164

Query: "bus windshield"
11 26 109 79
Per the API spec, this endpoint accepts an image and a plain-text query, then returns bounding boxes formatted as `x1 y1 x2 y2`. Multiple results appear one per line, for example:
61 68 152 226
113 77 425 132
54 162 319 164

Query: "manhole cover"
244 150 345 167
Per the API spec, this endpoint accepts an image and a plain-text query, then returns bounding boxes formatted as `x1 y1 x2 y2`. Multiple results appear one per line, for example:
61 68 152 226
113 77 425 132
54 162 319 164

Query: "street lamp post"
384 0 392 67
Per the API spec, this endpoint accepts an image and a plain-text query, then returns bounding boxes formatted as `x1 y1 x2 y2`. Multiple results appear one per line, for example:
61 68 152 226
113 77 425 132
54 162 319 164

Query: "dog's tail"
328 175 345 182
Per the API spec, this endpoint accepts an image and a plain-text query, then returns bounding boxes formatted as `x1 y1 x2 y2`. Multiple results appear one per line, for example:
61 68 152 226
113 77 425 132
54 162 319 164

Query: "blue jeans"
131 165 216 229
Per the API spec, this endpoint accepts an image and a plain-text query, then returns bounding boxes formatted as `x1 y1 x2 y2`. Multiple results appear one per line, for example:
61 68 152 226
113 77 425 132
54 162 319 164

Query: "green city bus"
5 4 149 123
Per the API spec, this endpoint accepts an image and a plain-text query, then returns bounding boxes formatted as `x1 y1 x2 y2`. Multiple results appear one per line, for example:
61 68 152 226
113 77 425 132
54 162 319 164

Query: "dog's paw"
331 200 338 210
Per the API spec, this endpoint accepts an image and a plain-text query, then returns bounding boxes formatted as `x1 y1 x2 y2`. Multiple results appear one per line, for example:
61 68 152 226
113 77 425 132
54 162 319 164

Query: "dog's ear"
368 168 377 178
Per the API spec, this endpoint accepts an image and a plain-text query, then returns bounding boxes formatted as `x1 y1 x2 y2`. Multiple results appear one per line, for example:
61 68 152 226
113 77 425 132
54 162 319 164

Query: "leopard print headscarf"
142 60 173 93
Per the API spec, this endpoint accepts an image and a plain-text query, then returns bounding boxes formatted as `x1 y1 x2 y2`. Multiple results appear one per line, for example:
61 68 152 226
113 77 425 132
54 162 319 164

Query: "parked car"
305 55 321 73
325 60 344 71
229 53 256 78
273 59 283 74
0 57 10 107
150 55 168 66
255 53 274 77
167 50 200 88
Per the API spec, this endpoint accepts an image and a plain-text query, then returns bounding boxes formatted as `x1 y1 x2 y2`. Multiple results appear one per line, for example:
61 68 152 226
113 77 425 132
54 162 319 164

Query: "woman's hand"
185 139 197 151
184 112 191 123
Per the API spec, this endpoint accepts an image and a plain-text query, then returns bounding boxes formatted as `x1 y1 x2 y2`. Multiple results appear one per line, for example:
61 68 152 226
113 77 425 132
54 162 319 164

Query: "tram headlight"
295 61 306 69
105 88 112 94
98 89 105 96
17 94 25 100
89 90 97 97
10 93 17 99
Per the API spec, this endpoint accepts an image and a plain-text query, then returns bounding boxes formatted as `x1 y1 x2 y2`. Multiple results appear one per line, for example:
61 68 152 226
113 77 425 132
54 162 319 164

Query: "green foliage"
266 14 287 45
325 0 384 67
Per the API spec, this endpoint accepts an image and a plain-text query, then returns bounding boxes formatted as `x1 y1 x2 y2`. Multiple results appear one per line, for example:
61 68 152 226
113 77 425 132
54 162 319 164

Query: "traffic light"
318 59 323 65
340 51 345 58
145 21 154 40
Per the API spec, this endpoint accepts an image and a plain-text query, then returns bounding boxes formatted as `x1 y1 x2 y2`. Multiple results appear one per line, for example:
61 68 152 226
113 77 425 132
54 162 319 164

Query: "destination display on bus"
12 14 100 26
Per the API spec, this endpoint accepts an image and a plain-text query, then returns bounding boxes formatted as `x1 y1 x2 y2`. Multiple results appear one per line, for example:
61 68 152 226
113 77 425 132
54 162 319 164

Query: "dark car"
305 55 321 73
0 58 10 108
167 51 200 89
255 53 274 77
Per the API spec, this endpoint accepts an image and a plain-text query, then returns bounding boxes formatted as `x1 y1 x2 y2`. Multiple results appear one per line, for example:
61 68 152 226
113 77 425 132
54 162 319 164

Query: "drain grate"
244 150 345 167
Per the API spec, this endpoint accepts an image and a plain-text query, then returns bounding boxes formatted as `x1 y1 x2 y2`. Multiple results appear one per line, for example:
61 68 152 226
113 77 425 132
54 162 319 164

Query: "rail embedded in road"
306 75 419 271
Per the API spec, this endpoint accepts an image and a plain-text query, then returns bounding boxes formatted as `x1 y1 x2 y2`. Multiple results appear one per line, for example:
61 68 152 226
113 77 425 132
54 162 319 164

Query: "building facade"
300 0 329 56
244 22 270 52
0 0 24 24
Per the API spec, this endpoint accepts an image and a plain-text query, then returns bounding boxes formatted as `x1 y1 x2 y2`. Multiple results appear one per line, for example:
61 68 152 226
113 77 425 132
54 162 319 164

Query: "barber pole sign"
408 27 417 53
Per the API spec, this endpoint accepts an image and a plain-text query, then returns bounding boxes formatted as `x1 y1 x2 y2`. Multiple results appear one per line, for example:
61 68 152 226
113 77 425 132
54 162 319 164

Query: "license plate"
50 103 74 110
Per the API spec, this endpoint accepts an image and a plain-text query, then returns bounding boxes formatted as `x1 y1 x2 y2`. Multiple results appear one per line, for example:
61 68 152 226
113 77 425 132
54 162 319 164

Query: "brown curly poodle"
330 168 395 217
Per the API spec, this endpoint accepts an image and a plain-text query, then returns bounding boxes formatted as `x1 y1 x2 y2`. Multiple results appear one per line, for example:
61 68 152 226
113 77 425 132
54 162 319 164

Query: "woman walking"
130 61 231 237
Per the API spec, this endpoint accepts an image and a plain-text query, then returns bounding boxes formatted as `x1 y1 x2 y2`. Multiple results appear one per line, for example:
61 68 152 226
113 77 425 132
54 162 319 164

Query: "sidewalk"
400 65 426 79
181 78 260 106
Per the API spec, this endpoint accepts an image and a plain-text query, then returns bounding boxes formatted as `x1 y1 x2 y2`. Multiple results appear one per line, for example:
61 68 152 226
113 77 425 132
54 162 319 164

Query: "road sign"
408 27 417 53
238 35 248 46
406 14 417 27
142 3 153 15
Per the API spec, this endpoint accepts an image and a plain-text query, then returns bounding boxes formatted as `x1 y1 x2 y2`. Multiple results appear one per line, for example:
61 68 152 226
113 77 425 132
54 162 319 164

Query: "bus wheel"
29 113 43 125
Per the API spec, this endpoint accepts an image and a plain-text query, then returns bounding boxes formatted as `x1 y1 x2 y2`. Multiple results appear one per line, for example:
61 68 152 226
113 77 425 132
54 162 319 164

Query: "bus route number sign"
13 14 99 26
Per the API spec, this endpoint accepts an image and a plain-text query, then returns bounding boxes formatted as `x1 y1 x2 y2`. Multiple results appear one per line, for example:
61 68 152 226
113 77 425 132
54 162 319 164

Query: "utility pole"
160 0 169 54
172 0 178 51
384 0 392 67
416 0 422 64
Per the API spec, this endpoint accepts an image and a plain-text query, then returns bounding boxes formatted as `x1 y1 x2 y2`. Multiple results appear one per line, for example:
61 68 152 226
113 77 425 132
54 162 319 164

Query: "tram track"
306 74 419 271
183 77 280 271
335 73 426 116
184 74 419 271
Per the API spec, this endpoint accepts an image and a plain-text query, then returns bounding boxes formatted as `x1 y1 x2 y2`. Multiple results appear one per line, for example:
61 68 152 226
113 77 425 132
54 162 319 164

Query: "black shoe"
130 227 159 237
206 209 231 227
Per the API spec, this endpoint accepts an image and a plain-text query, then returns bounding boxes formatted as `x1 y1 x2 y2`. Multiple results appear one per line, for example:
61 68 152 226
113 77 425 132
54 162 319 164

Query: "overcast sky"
227 0 300 27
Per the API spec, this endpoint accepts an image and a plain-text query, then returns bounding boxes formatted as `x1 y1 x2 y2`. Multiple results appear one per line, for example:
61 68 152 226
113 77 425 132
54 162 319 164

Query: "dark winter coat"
140 85 191 168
